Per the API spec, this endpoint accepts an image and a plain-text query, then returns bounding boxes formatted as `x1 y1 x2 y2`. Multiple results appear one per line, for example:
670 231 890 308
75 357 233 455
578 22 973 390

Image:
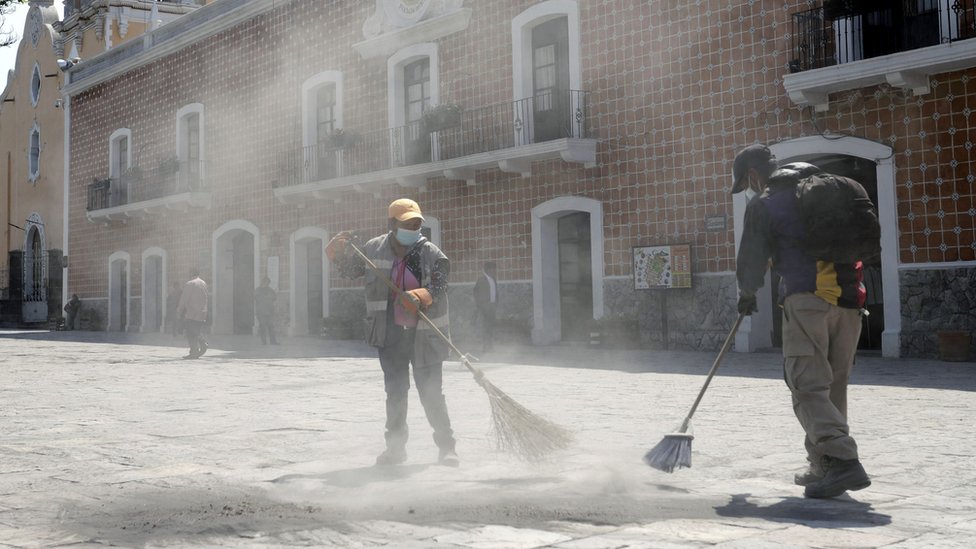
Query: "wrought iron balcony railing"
275 90 590 188
86 161 208 212
790 0 976 72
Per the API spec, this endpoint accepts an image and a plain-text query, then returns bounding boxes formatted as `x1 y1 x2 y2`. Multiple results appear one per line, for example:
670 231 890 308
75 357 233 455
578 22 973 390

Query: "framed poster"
633 243 692 289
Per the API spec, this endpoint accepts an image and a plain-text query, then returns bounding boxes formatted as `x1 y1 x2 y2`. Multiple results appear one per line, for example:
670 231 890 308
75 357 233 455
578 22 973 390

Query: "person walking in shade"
732 143 878 499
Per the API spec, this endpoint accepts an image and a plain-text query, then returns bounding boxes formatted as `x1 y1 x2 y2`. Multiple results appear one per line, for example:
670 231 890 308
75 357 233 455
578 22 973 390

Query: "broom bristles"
643 433 693 473
480 377 574 461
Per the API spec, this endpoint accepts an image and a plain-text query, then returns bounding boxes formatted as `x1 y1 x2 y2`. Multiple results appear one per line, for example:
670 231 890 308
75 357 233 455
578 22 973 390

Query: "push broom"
644 313 745 472
346 241 574 461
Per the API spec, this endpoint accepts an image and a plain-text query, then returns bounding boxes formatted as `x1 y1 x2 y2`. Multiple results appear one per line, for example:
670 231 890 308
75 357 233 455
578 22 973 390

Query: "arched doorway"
141 248 167 332
732 136 899 357
22 215 48 323
212 220 260 335
108 251 130 332
290 227 329 336
531 196 604 344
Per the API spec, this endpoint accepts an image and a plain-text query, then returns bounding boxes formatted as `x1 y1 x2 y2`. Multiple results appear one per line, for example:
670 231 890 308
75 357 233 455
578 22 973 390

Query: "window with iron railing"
790 0 976 72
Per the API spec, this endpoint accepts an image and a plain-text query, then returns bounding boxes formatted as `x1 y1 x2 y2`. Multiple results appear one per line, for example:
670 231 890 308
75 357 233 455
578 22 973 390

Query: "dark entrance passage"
232 232 255 335
558 212 592 342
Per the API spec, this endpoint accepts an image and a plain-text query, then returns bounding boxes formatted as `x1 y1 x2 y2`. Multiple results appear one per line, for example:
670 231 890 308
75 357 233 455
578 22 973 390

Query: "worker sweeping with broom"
327 198 459 467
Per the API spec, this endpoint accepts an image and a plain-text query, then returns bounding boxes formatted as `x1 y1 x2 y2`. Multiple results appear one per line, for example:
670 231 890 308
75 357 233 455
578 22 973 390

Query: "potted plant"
422 103 462 132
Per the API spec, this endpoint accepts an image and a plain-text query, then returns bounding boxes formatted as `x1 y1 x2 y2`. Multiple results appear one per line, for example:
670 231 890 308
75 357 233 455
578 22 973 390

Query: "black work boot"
794 458 825 486
375 446 407 466
804 456 871 499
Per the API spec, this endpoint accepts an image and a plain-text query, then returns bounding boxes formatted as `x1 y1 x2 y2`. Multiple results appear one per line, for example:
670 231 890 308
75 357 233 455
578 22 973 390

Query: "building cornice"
63 0 288 97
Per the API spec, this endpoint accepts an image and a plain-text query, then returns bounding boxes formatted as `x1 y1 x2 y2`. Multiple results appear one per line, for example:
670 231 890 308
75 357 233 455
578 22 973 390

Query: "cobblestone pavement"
0 329 974 548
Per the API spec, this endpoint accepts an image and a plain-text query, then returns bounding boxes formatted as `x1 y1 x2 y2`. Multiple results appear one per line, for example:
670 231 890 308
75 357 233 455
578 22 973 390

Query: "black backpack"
794 173 881 264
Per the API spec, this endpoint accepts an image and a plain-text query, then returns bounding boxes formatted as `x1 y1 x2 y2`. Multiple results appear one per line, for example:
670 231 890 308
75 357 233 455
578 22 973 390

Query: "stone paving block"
432 525 572 548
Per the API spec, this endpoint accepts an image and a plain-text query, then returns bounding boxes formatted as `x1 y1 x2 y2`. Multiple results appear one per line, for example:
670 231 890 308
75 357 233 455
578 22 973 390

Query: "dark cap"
731 144 774 194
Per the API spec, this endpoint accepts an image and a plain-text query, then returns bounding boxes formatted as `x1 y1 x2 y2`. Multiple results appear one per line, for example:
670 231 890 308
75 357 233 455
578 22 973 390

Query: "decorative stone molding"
355 1 470 60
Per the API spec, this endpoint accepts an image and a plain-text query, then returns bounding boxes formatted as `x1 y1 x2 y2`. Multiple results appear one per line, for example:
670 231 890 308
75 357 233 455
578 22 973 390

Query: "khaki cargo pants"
782 292 862 462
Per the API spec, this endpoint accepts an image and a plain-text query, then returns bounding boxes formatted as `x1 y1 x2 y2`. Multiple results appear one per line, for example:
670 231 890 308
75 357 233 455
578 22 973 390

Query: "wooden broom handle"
345 240 482 377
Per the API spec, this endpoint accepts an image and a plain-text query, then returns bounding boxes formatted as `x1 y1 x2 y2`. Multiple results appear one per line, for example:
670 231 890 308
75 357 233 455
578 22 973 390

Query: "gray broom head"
479 376 574 461
644 432 694 473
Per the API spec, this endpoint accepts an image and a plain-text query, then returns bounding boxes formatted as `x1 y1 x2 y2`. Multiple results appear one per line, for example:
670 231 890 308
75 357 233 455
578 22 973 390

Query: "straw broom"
346 241 573 461
644 314 744 472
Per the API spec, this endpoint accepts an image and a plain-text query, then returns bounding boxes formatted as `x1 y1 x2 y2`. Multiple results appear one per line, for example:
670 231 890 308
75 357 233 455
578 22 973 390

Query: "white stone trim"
423 214 441 248
175 102 206 182
387 42 440 129
108 250 131 332
140 247 168 333
732 136 899 357
511 1 582 107
289 226 330 336
108 127 132 179
211 219 261 335
301 71 344 148
530 195 604 345
897 262 976 270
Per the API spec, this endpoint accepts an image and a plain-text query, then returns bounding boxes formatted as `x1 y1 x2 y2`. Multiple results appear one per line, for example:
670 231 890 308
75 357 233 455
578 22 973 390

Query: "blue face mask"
395 227 421 246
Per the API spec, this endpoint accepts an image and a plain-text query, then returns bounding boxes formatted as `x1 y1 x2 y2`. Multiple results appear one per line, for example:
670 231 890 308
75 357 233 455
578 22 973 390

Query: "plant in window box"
157 155 181 177
421 103 463 133
326 128 361 149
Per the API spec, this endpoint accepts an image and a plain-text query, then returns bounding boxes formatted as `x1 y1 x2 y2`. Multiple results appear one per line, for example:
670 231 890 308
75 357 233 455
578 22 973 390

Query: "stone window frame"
301 71 344 149
108 128 132 179
176 103 206 183
28 122 41 182
30 62 42 107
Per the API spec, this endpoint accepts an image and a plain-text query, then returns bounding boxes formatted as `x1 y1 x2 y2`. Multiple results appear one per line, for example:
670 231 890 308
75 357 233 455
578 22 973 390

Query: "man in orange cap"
327 198 458 467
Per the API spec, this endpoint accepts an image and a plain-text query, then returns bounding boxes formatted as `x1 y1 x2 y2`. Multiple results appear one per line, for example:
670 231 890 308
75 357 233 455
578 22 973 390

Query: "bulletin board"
633 244 692 290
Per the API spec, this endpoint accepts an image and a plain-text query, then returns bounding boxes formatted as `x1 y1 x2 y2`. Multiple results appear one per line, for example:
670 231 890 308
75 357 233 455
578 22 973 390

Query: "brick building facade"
62 0 976 358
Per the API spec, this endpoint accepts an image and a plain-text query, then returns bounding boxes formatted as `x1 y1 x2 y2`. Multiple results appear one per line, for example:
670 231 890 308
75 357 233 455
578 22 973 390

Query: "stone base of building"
901 267 976 360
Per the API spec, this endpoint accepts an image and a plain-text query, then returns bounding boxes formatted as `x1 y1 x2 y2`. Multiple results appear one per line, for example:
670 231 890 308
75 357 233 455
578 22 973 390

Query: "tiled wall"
68 1 976 328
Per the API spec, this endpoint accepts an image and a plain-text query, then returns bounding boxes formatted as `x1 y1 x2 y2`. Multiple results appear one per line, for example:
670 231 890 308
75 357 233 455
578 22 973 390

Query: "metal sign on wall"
633 243 692 289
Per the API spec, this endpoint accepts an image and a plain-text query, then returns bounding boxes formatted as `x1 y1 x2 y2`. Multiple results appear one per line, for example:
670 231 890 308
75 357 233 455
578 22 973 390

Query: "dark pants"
378 318 455 453
183 319 207 356
65 312 77 331
257 314 277 344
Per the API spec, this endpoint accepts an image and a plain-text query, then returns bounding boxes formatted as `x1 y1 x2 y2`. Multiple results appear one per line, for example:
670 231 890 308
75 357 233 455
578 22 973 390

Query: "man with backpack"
732 143 880 499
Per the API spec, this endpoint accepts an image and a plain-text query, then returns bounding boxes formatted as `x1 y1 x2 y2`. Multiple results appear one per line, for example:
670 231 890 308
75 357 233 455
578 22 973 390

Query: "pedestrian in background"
176 268 209 359
326 198 459 468
732 143 876 499
254 276 279 345
473 261 498 353
63 294 81 330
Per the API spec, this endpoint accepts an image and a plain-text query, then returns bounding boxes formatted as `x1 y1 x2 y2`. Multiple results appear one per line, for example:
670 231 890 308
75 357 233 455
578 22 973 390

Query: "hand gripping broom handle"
677 313 745 433
346 241 484 379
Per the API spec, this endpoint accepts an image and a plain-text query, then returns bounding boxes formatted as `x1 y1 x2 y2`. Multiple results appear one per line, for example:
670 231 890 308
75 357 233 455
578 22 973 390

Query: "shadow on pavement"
271 464 432 489
714 493 891 527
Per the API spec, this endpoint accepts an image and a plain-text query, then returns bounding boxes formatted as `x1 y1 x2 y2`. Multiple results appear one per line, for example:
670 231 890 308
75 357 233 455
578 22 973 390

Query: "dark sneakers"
375 447 407 466
438 448 460 467
804 456 871 499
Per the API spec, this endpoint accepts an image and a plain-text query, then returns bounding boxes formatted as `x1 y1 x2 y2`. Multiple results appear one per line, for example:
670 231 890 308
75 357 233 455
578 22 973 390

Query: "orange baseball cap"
388 198 424 221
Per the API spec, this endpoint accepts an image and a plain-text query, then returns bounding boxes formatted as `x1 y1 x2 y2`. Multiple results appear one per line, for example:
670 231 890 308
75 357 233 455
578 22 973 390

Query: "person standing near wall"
63 294 81 330
176 268 209 359
326 198 459 468
166 282 183 337
254 276 279 345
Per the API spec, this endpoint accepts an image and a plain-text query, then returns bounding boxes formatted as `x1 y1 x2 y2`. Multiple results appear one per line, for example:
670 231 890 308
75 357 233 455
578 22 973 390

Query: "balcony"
784 0 976 111
273 90 597 204
86 161 210 223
